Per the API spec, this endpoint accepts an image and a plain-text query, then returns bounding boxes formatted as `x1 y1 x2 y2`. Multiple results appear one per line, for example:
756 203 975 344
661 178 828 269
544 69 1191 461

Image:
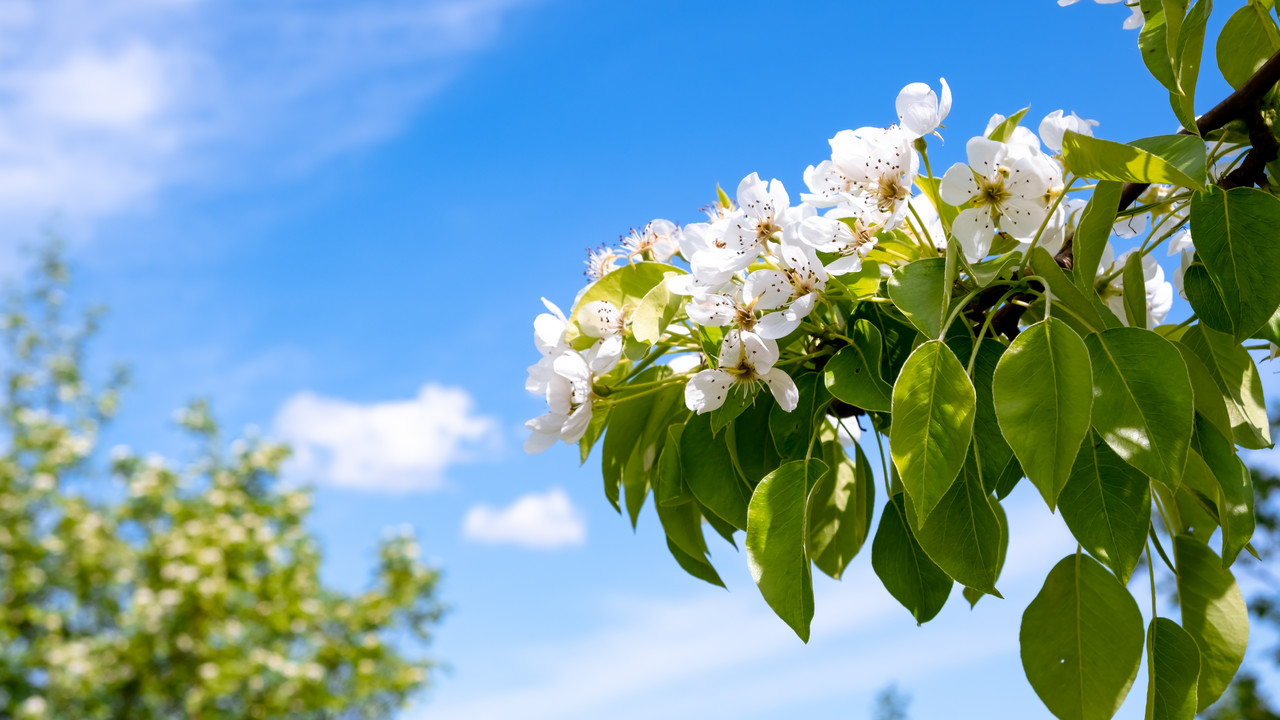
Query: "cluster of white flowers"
525 71 1193 453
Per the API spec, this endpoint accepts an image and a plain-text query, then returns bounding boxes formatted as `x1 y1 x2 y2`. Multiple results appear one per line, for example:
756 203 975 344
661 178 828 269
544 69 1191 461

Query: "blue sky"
3 0 1278 717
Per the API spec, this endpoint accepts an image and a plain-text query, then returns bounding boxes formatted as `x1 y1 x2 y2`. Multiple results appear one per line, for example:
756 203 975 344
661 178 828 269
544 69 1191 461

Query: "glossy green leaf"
948 335 1015 490
1193 416 1255 566
825 319 893 412
1074 181 1124 294
655 495 709 562
1189 187 1280 341
1257 304 1280 345
1145 617 1201 720
890 340 976 528
807 440 875 580
622 380 686 528
1217 2 1280 89
1172 342 1233 444
993 318 1094 510
732 396 783 486
656 424 692 506
1059 432 1151 583
964 499 1008 609
631 272 685 343
1140 0 1180 93
769 372 831 461
666 538 725 589
681 413 750 530
1121 251 1148 329
1061 132 1206 190
746 459 827 642
710 383 755 432
904 455 1004 595
602 368 666 512
1180 324 1272 449
1165 0 1209 133
1174 535 1249 711
1020 552 1145 720
871 494 953 624
1085 328 1193 489
1028 247 1111 335
887 257 949 340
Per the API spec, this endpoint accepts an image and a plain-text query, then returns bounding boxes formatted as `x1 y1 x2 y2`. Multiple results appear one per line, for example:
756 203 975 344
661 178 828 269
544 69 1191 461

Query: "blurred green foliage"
0 246 444 719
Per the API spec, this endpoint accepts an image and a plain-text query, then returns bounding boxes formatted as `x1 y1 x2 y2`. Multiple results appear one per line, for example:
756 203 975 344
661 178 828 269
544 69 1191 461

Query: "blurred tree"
873 684 910 720
0 246 444 719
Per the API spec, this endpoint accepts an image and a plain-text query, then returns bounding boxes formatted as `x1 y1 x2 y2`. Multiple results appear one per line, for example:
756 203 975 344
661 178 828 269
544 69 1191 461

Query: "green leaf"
1257 304 1280 345
1217 2 1280 89
886 257 949 340
655 496 709 562
1179 324 1272 449
1174 535 1249 711
1192 416 1255 566
602 369 667 512
566 262 671 347
769 372 831 461
1171 342 1234 444
1074 181 1124 294
622 380 686 528
681 413 750 530
807 440 875 580
1061 132 1206 189
890 340 976 528
631 272 685 343
964 499 1008 609
825 319 893 412
987 108 1030 143
1059 432 1151 583
1028 247 1111 335
1085 328 1193 489
579 405 610 464
1140 0 1184 92
1121 251 1149 329
1190 187 1280 341
1145 617 1201 720
732 395 784 486
1166 0 1210 133
656 424 692 506
1020 552 1145 720
746 459 827 642
903 454 1004 595
993 318 1094 510
947 335 1015 490
665 538 725 589
871 494 953 624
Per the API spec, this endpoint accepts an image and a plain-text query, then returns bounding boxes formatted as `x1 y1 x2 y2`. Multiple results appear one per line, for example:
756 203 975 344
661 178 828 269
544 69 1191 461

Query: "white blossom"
803 127 917 230
684 330 798 414
896 78 951 140
940 136 1053 261
1039 110 1099 153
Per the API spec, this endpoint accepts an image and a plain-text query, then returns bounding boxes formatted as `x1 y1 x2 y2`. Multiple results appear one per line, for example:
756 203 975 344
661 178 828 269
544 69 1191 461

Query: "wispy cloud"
415 489 1081 720
273 384 499 492
0 0 535 230
462 488 587 549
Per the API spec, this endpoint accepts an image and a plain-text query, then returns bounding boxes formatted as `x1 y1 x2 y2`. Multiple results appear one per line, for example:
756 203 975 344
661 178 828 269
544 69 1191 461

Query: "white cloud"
412 487 1084 720
462 488 587 549
0 0 536 232
273 383 498 492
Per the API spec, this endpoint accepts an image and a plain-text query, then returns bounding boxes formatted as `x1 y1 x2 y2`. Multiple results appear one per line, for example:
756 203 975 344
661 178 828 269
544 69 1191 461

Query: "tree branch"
1117 47 1280 211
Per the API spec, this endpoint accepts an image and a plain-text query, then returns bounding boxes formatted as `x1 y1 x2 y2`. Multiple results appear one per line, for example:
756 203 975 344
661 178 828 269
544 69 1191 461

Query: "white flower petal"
940 163 980 205
685 369 733 414
952 208 996 262
763 368 799 412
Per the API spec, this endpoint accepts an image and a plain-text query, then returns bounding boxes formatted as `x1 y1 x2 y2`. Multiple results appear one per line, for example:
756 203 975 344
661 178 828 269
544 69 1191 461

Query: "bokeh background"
2 1 1277 717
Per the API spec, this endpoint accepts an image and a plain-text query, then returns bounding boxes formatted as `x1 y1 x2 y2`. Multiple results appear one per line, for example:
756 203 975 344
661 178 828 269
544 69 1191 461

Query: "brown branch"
1117 47 1280 211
